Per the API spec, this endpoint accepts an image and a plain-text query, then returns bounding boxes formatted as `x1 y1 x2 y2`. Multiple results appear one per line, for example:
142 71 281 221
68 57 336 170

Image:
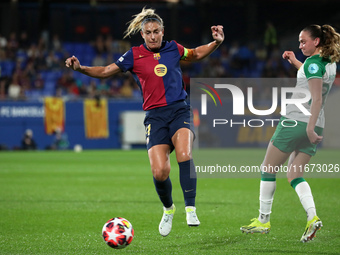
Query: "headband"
141 17 162 27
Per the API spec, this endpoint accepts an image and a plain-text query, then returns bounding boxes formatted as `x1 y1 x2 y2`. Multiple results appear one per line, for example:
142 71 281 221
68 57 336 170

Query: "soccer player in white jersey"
240 24 340 242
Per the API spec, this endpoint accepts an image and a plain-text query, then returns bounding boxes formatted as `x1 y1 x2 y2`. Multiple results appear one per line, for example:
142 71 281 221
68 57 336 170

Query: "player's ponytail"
303 24 340 63
123 7 163 39
320 25 340 63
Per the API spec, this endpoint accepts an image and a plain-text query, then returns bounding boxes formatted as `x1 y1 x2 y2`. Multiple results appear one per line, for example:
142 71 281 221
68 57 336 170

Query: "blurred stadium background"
0 0 339 150
1 1 340 254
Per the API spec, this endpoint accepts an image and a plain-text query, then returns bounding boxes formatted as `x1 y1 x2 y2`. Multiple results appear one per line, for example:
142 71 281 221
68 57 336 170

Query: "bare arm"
65 56 121 79
282 51 303 69
306 78 323 144
184 25 224 62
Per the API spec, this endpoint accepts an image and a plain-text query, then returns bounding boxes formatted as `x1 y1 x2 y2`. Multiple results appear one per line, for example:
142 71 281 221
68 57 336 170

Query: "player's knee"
152 167 170 181
176 150 191 162
153 172 169 182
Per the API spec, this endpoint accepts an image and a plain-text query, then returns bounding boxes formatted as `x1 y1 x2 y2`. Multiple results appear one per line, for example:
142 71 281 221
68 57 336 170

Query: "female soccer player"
241 24 340 242
65 7 224 237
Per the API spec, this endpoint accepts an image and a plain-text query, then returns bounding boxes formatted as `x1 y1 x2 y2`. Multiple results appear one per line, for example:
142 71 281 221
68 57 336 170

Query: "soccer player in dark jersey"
65 7 224 237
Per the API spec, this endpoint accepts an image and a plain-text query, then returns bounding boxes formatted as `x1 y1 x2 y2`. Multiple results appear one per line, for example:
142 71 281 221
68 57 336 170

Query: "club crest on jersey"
153 53 161 60
308 63 319 74
154 64 167 77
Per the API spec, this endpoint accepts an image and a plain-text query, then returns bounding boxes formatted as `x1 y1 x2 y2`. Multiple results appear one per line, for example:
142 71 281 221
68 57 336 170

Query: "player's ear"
314 37 320 47
140 31 144 39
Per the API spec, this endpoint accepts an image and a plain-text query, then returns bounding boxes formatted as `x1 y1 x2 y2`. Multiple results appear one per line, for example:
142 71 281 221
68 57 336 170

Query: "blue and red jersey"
115 41 188 110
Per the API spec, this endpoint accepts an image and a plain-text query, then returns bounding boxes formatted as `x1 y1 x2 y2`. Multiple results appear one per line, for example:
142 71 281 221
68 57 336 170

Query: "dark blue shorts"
144 100 194 151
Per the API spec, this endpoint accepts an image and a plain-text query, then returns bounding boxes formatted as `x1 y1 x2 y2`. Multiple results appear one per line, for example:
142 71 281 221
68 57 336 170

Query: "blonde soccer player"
66 7 224 237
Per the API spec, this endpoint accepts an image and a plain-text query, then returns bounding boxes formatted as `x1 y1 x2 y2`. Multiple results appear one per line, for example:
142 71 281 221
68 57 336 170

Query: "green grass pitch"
0 149 339 254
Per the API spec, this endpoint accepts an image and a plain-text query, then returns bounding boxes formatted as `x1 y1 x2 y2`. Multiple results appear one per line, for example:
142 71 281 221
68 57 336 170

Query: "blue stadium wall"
0 100 143 150
0 100 281 150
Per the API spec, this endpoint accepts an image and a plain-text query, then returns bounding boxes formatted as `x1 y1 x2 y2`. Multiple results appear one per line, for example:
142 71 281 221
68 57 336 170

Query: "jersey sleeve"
171 40 194 61
173 40 185 57
304 58 325 80
115 48 134 73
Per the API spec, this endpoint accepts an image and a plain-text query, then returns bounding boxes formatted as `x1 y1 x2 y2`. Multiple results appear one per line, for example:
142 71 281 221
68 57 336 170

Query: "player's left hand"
307 130 323 145
211 25 224 45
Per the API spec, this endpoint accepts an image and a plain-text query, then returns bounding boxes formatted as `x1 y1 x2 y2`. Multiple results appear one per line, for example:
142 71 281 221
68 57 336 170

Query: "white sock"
295 181 316 221
258 180 276 223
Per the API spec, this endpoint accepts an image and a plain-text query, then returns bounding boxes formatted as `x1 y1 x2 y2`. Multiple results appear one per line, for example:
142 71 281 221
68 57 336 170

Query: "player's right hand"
65 56 81 71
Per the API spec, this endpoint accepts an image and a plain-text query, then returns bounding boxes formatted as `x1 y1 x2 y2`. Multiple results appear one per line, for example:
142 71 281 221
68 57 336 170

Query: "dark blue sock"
153 177 173 208
179 159 197 207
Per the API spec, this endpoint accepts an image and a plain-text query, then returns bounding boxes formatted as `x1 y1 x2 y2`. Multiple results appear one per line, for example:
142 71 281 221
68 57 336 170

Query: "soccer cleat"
300 216 323 243
159 204 176 237
186 206 200 226
240 218 271 234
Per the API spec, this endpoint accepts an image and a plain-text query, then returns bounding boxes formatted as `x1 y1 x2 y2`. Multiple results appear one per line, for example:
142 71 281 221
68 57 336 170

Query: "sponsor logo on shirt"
154 64 167 77
118 56 124 62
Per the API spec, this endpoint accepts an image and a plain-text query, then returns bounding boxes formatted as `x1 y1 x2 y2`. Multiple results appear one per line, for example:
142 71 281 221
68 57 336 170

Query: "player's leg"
172 128 200 226
148 144 176 236
287 151 322 242
241 141 290 233
145 108 177 236
172 127 196 207
148 144 172 206
259 142 290 222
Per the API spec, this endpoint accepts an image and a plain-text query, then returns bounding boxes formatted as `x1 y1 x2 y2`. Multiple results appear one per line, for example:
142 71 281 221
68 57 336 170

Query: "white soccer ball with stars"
102 217 134 249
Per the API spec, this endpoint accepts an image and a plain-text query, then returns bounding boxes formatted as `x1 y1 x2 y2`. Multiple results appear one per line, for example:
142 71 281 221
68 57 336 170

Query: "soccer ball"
102 217 134 249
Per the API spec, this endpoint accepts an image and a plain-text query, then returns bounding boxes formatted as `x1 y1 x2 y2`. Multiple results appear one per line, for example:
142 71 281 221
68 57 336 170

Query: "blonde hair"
123 7 163 39
303 24 340 62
